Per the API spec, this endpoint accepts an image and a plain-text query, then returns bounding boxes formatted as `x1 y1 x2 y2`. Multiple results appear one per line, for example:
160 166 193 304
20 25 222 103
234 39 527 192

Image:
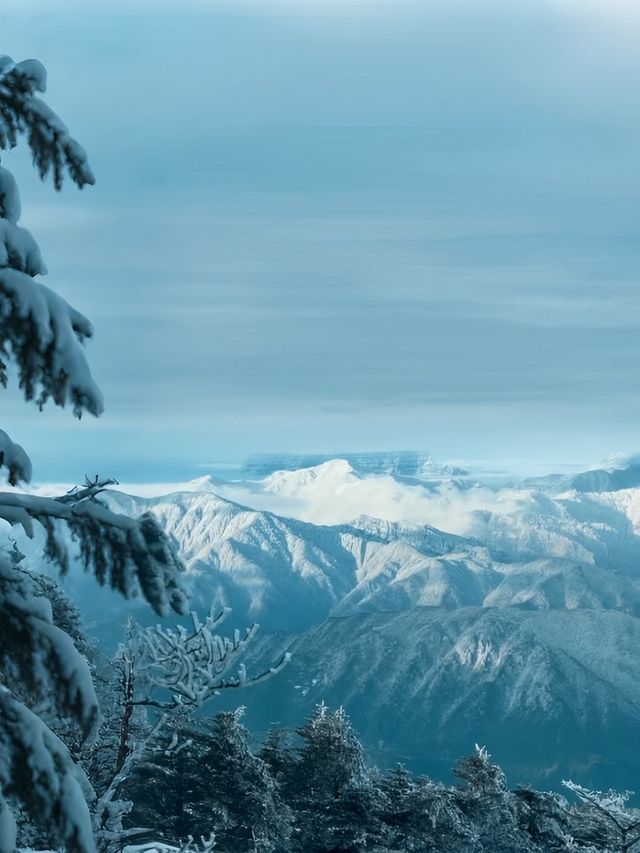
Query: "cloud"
2 0 639 479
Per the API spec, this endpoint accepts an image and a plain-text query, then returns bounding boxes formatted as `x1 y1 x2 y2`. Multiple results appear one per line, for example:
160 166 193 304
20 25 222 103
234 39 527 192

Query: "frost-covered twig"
57 475 119 504
177 832 216 853
563 780 640 852
133 608 291 711
93 713 167 843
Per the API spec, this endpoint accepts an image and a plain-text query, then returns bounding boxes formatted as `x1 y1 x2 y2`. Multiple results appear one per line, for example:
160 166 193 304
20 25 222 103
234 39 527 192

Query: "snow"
15 453 640 639
124 845 180 853
14 58 47 92
0 794 17 853
0 167 21 224
0 429 32 485
0 246 102 420
0 686 96 853
0 219 46 276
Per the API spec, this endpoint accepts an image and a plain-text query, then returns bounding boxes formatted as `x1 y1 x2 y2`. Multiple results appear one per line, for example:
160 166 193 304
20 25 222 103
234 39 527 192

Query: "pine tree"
285 704 385 853
289 704 367 803
205 709 291 853
125 716 219 843
377 765 480 853
453 745 537 852
0 55 187 853
258 727 294 785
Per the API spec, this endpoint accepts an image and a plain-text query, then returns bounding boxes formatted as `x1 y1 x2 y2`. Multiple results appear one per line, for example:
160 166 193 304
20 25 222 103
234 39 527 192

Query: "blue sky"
2 0 640 480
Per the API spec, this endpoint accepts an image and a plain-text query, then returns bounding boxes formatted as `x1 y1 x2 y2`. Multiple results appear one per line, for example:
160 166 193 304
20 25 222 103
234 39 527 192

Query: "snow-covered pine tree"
453 745 538 852
258 727 294 786
285 703 385 852
0 55 187 853
195 708 291 853
124 716 220 843
376 764 479 853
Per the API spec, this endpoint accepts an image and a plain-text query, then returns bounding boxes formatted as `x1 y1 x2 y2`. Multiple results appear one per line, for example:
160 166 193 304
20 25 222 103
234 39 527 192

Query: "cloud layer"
1 1 639 479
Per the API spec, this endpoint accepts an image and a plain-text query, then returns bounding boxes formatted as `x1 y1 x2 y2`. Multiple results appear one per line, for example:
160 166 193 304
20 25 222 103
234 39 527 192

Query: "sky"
1 0 640 481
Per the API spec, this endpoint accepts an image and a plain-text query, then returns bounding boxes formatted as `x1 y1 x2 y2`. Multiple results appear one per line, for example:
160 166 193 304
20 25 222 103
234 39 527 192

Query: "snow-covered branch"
0 685 96 853
0 429 31 486
0 55 94 189
133 608 291 711
563 781 640 833
0 554 99 737
0 481 188 617
563 780 640 852
92 713 167 847
177 832 217 853
0 262 103 417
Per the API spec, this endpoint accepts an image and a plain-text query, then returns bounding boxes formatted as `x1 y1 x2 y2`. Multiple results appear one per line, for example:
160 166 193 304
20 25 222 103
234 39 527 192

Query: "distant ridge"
242 451 467 479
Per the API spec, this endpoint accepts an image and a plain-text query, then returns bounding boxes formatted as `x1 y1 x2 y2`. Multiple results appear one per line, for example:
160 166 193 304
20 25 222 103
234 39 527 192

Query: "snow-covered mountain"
18 453 640 789
242 451 467 479
233 607 640 789
92 478 640 633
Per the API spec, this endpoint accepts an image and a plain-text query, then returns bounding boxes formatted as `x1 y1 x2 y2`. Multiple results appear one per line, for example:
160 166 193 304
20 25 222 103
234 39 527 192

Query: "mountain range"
17 451 640 790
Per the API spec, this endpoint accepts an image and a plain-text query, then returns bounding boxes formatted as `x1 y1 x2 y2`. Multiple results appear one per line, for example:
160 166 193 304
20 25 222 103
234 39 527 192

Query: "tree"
0 55 187 853
89 609 289 851
453 745 537 852
193 709 291 853
258 727 294 786
285 704 384 852
563 781 640 853
377 766 473 852
124 716 219 843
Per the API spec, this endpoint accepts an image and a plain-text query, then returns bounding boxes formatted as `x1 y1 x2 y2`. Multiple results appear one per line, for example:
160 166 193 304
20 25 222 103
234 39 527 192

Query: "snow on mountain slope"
16 456 640 637
13 458 640 790
105 489 505 629
261 459 359 493
117 490 360 631
243 451 467 479
93 477 640 633
234 607 640 789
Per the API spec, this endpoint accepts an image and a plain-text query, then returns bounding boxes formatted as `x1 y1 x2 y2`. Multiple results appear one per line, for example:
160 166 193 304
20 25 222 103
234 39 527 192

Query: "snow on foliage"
0 176 103 419
0 478 187 617
134 608 290 710
0 55 187 853
0 430 31 487
0 56 94 189
0 685 95 853
563 781 640 851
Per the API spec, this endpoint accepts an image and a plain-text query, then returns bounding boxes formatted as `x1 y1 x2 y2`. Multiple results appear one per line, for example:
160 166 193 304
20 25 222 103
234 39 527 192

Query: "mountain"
524 457 640 494
40 476 637 644
19 454 640 790
107 487 640 621
242 451 468 479
231 607 640 790
568 462 640 493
